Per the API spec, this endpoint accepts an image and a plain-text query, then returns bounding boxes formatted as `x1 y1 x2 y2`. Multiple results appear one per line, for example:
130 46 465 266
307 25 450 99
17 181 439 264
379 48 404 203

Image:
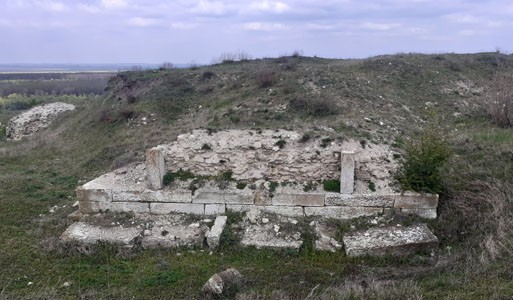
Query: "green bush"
323 179 340 192
163 169 195 185
395 130 451 193
0 124 6 140
274 139 287 149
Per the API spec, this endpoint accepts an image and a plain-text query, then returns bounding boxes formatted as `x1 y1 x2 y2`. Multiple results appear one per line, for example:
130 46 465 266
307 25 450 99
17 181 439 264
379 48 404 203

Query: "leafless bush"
291 49 303 58
255 69 275 88
216 51 253 64
159 62 173 70
486 73 513 128
289 96 339 117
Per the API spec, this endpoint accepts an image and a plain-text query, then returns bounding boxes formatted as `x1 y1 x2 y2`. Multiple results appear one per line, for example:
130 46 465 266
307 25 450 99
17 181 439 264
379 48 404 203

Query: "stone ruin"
76 129 438 219
6 102 75 140
65 129 439 256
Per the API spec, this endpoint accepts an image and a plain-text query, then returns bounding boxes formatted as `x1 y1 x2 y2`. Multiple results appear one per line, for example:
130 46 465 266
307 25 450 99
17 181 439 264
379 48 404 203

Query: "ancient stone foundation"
76 129 439 220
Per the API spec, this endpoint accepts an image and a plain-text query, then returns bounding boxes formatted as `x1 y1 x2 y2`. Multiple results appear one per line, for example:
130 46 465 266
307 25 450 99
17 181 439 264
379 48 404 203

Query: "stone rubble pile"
6 102 75 140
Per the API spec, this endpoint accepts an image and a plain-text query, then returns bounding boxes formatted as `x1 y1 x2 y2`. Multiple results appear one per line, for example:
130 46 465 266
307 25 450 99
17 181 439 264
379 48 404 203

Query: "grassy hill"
1 52 513 299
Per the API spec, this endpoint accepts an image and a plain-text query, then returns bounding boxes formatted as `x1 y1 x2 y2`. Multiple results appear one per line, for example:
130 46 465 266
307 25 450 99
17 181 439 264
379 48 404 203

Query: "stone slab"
227 205 304 217
325 193 395 207
150 203 205 215
240 223 303 249
193 191 253 204
76 187 112 203
141 223 206 248
304 206 383 219
399 208 437 219
146 148 165 190
272 193 324 207
79 201 149 214
343 224 439 257
207 216 228 248
340 152 355 194
61 222 140 245
205 204 226 215
394 192 438 209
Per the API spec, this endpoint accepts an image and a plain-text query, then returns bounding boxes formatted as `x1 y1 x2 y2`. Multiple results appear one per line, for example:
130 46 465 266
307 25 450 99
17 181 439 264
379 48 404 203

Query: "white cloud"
192 0 227 15
306 23 335 30
243 22 289 31
101 0 127 9
360 22 400 31
248 1 290 13
128 17 157 27
36 0 66 12
77 3 101 13
444 13 481 24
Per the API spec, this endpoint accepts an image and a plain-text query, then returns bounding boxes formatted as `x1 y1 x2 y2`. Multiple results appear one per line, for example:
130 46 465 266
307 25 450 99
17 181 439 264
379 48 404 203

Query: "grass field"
1 53 513 299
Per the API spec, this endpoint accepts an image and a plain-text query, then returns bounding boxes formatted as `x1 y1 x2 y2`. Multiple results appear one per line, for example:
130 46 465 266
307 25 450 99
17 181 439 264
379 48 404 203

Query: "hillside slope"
1 52 513 299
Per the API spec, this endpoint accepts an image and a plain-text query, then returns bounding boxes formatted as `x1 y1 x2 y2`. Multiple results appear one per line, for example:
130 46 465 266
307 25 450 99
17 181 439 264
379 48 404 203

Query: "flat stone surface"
240 223 303 249
399 208 437 219
314 221 343 252
192 191 253 204
207 216 228 248
304 206 383 219
340 152 355 193
141 223 207 249
272 193 324 206
325 193 395 207
205 204 226 215
227 205 304 217
79 201 149 214
150 203 205 215
394 192 438 209
343 224 438 257
61 222 140 245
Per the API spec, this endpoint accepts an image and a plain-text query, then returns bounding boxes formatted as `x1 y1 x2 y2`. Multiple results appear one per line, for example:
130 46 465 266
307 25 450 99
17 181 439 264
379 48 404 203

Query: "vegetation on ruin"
1 52 513 298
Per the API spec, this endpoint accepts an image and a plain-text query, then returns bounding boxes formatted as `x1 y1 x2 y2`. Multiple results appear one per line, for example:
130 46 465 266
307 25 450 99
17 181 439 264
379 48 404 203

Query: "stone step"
343 224 438 257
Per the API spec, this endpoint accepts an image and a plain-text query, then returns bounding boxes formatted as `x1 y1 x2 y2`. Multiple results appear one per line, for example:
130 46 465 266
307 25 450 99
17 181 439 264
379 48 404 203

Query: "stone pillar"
146 148 165 190
340 151 355 194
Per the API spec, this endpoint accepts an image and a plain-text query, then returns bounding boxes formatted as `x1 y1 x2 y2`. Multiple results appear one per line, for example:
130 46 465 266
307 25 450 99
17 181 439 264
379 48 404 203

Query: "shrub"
395 130 451 193
368 181 376 192
201 143 212 150
119 106 136 120
236 182 247 190
163 169 195 185
202 71 215 80
0 124 6 140
288 96 339 117
255 69 275 88
486 73 513 128
323 180 340 192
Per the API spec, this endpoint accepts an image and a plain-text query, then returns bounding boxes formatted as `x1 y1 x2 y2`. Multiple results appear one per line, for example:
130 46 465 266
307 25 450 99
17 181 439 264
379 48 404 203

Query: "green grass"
2 53 513 298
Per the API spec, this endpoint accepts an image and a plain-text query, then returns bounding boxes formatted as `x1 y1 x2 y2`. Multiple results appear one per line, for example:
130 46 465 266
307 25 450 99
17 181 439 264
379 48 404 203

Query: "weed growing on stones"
323 180 340 192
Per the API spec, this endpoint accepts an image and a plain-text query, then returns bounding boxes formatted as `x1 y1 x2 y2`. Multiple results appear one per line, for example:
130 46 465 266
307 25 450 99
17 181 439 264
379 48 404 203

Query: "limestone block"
61 222 140 245
206 215 228 248
304 206 383 219
76 187 112 203
146 148 165 190
343 224 439 257
192 192 226 204
143 190 192 203
398 208 437 219
394 192 438 209
79 201 149 214
272 193 324 206
112 190 144 202
226 205 304 217
150 203 205 215
340 151 355 194
325 193 395 207
254 191 272 206
193 191 253 204
205 204 226 215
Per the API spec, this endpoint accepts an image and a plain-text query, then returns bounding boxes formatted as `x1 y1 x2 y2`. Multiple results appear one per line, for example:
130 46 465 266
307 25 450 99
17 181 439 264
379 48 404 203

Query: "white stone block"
146 148 165 190
340 151 355 194
325 193 395 207
304 206 382 219
399 208 437 219
226 205 304 217
206 216 228 248
150 203 205 215
79 201 149 214
394 192 439 209
272 193 324 206
205 204 226 215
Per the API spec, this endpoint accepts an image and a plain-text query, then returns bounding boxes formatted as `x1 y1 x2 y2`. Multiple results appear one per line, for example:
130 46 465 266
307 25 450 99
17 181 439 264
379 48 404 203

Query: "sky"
0 0 512 64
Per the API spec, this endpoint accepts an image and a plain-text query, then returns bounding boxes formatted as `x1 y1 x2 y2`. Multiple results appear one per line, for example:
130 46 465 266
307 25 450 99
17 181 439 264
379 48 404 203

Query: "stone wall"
155 129 397 194
75 129 439 220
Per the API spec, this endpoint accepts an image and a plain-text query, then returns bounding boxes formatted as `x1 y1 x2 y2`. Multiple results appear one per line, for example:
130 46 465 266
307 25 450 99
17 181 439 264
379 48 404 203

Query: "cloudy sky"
1 0 512 64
